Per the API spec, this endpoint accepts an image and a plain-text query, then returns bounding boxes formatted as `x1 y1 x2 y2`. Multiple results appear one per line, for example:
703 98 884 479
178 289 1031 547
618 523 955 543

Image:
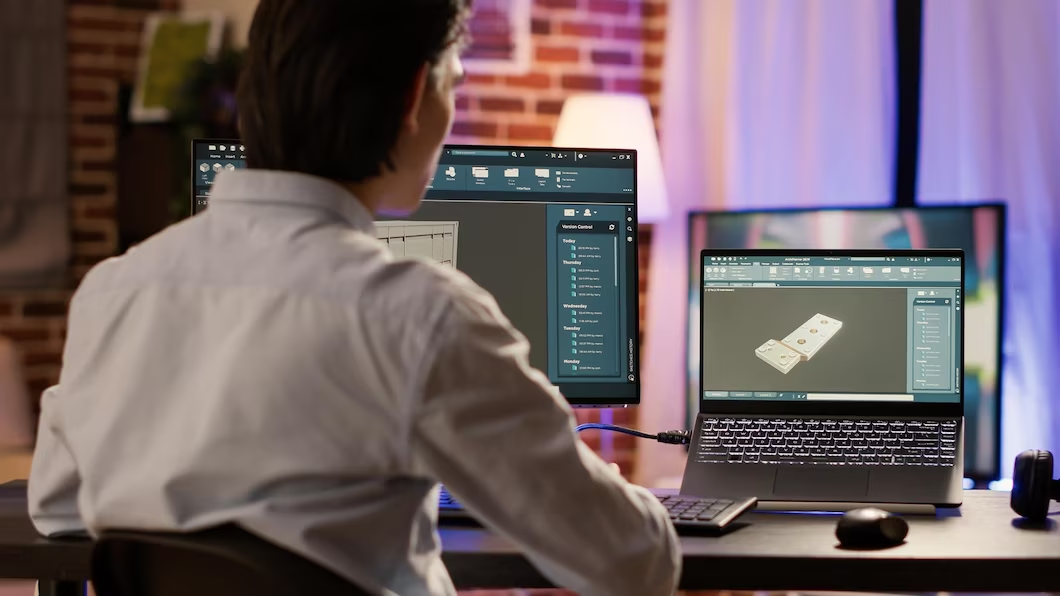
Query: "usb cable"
575 423 691 445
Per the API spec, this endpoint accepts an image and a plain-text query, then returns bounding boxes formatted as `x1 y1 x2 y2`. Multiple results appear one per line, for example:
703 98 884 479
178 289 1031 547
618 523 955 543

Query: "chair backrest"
92 524 370 596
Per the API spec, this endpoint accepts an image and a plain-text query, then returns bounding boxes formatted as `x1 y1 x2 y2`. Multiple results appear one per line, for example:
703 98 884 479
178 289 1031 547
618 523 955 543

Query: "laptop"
681 249 965 506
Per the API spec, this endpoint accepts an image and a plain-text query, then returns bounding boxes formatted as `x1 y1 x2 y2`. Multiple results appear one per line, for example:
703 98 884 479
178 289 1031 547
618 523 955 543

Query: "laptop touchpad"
774 468 869 500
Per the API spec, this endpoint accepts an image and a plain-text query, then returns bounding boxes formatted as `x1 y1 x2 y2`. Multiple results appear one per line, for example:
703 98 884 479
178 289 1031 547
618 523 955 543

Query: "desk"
0 489 1057 593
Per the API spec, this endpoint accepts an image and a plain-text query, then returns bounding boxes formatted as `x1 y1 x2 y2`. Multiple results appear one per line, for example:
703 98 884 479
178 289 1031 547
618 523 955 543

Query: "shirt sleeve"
28 385 86 536
408 281 680 596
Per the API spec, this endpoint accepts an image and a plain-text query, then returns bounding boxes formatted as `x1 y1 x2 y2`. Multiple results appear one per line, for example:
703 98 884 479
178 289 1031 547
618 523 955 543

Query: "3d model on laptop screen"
756 313 843 374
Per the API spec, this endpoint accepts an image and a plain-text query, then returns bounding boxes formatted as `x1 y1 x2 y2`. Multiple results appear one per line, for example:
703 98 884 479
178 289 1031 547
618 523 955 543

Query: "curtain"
637 0 896 485
918 0 1060 472
0 0 68 287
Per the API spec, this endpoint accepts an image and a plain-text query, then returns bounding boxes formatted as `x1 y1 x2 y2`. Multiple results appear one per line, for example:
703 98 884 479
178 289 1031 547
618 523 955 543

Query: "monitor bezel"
697 247 965 418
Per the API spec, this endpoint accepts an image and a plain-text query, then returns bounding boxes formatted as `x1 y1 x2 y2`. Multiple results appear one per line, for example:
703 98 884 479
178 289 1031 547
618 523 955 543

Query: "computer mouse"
835 507 908 549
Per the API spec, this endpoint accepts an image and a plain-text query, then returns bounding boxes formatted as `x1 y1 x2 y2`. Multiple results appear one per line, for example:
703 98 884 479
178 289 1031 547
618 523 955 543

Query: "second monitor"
191 141 641 407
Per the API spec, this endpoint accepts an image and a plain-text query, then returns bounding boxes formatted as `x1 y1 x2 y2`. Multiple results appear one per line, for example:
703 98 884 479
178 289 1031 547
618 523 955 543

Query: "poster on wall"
130 12 224 123
462 0 531 75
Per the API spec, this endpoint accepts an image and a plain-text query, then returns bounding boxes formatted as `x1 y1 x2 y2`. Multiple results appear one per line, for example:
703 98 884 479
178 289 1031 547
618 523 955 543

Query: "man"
28 1 680 595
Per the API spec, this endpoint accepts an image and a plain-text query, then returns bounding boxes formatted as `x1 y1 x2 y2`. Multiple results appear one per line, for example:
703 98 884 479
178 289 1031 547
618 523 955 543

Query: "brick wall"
0 0 174 408
447 0 668 474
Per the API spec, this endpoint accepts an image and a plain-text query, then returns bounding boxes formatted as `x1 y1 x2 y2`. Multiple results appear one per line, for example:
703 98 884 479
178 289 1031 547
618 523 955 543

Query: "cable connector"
655 430 691 445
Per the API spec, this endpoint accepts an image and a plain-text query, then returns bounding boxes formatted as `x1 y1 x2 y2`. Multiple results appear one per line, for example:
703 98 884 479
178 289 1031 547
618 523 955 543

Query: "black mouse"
835 507 908 549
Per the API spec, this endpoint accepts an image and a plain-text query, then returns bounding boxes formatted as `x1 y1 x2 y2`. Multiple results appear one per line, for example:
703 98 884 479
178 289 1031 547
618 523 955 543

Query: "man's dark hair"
237 0 471 182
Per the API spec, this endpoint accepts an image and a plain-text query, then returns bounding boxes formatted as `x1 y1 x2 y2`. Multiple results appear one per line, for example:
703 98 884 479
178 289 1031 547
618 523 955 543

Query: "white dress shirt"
28 170 680 596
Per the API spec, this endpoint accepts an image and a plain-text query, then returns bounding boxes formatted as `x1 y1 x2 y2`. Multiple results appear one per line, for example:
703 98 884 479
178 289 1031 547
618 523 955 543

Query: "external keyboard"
695 417 959 466
439 487 757 534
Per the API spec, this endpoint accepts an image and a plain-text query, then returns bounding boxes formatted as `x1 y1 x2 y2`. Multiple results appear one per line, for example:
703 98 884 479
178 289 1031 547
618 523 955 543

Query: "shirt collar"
210 169 375 233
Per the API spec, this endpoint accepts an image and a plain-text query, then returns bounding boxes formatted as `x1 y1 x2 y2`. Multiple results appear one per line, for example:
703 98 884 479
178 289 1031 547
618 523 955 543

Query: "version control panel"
545 204 635 384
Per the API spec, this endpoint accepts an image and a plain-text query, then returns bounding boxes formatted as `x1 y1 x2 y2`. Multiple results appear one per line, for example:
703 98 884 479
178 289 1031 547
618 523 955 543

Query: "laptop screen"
699 251 963 408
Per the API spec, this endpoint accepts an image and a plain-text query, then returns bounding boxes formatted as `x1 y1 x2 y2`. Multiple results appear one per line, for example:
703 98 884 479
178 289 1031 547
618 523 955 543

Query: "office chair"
92 524 370 596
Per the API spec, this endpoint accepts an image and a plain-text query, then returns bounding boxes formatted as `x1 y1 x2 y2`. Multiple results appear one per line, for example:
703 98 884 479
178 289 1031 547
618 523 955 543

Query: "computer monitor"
192 140 641 407
687 205 1005 482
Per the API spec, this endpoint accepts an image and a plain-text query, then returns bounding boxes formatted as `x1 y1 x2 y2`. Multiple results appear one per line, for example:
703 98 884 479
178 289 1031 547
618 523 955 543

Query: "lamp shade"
553 93 669 223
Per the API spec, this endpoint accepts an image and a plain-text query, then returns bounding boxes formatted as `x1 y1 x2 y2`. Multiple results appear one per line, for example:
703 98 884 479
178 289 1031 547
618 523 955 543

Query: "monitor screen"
700 252 963 404
191 140 641 407
192 140 246 213
688 206 1004 481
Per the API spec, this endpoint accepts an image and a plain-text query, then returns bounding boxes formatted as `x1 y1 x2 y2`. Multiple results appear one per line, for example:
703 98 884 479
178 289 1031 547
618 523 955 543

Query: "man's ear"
403 63 431 136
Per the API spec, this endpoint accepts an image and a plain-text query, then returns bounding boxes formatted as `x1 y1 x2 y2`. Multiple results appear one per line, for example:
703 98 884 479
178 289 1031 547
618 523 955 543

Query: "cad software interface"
700 255 962 405
192 140 246 212
404 147 639 402
191 142 639 402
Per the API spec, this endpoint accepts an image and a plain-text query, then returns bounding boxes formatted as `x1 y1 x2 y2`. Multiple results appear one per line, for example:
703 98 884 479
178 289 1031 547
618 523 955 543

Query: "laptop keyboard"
695 417 958 466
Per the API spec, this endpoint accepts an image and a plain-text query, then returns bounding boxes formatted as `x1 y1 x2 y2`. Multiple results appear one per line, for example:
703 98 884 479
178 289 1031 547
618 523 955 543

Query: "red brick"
507 124 553 141
81 161 115 172
73 255 105 268
69 88 110 102
591 50 633 66
644 27 666 42
615 78 662 94
561 74 605 91
78 113 117 126
610 408 637 425
114 45 141 59
70 66 125 79
641 1 668 17
559 21 605 38
451 120 499 138
84 206 116 219
68 17 140 33
0 326 49 342
68 42 108 54
478 97 525 113
28 380 51 405
22 300 68 318
574 409 599 424
69 183 109 196
535 0 579 8
73 230 108 243
23 351 61 367
588 0 630 14
504 73 552 89
531 18 551 35
644 52 664 68
535 45 579 63
536 99 565 115
455 95 471 111
71 135 108 148
465 73 497 85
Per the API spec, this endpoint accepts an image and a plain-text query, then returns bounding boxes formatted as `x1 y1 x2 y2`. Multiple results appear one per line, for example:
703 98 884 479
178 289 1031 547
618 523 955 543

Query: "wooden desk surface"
441 490 1060 592
0 487 1057 591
